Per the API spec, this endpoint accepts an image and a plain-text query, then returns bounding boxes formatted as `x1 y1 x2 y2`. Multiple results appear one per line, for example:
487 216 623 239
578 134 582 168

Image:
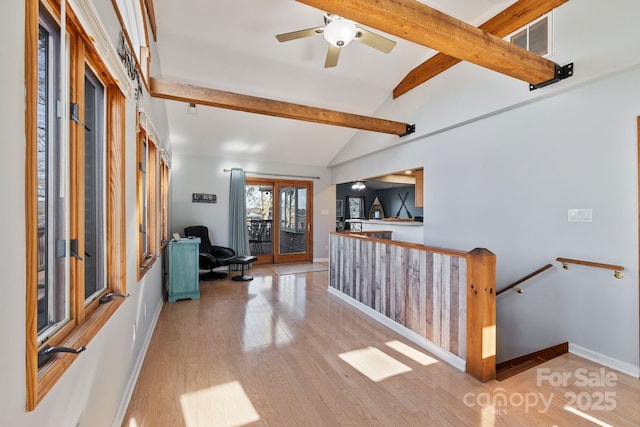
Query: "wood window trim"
246 177 314 264
136 119 160 279
148 142 159 253
25 0 127 410
159 158 170 249
110 0 151 92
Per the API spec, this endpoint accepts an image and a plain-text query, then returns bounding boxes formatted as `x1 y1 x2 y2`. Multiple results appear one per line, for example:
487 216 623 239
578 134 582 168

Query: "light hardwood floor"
123 265 639 426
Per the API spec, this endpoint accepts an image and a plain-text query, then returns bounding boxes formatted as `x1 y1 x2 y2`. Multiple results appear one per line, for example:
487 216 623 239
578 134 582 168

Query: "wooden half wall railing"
328 232 496 382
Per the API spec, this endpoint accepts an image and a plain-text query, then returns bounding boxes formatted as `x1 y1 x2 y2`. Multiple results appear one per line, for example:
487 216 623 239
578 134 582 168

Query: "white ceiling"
153 0 516 167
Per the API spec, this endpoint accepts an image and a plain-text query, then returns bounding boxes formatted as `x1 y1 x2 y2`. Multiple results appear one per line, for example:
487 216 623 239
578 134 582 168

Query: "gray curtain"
228 168 250 268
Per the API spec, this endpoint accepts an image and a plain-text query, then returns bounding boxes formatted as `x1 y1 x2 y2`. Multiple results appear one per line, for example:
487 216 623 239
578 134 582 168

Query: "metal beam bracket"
529 63 574 91
400 124 416 137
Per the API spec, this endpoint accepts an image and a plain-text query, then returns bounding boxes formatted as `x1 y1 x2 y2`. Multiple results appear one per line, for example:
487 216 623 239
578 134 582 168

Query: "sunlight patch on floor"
385 340 438 366
564 406 613 427
180 381 260 427
481 404 496 427
339 346 412 382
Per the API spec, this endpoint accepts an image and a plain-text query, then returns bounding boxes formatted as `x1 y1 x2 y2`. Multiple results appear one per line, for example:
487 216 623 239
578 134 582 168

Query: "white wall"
171 154 334 261
331 0 640 374
0 1 171 426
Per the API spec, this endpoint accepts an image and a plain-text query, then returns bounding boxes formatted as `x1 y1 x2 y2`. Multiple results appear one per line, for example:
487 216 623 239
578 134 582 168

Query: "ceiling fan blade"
324 44 340 68
355 28 396 53
276 27 324 43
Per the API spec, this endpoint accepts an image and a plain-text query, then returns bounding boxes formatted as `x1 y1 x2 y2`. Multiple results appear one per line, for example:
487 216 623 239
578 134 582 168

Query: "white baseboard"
569 343 640 378
327 287 466 372
313 257 329 263
111 297 165 426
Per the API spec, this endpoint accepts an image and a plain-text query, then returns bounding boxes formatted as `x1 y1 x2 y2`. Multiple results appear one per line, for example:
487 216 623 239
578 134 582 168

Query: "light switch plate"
568 208 592 222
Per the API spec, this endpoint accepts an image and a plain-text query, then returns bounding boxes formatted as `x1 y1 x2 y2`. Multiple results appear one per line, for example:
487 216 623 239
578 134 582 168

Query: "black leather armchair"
184 225 236 280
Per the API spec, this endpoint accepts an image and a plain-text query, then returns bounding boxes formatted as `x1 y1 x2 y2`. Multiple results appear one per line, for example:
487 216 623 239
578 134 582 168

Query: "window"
113 0 150 86
160 158 170 247
114 0 147 61
36 6 66 339
138 134 148 257
137 112 159 278
83 66 107 301
26 0 127 410
509 14 552 57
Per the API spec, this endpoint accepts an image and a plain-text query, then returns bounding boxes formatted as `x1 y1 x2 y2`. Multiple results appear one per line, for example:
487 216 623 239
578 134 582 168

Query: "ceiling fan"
275 13 396 68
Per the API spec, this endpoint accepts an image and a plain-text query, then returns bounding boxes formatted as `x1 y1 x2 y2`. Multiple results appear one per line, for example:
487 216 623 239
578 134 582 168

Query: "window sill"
138 253 157 280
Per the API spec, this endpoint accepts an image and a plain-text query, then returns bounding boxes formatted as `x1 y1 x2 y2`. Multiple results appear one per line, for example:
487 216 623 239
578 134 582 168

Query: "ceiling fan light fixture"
323 18 357 47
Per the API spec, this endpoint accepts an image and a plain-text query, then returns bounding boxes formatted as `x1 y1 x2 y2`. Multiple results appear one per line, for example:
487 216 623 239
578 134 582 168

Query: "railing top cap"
331 231 474 257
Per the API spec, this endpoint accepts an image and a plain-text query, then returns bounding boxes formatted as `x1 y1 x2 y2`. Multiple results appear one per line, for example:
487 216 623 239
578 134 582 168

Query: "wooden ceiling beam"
393 0 570 98
150 78 414 136
297 0 561 90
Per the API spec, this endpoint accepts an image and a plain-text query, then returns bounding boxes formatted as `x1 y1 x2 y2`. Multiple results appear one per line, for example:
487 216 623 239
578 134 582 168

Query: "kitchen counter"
346 219 423 244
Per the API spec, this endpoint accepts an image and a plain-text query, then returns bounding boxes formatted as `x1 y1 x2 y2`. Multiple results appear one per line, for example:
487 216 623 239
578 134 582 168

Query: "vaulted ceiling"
151 0 557 166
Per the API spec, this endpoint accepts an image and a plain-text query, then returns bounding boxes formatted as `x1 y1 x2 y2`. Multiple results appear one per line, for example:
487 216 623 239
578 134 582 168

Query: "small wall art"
192 193 217 203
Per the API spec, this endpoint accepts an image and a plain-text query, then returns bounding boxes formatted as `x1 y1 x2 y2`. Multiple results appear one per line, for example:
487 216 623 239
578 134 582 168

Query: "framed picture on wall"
346 196 365 219
336 199 343 219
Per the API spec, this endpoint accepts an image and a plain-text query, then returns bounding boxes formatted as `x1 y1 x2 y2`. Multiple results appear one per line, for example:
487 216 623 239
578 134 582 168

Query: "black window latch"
99 292 129 304
38 345 86 368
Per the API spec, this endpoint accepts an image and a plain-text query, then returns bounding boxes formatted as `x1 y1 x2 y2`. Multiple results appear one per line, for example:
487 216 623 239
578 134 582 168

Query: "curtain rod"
223 169 320 180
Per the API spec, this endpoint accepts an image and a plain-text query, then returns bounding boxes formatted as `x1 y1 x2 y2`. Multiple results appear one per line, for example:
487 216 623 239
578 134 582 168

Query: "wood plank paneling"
329 234 469 359
449 257 460 356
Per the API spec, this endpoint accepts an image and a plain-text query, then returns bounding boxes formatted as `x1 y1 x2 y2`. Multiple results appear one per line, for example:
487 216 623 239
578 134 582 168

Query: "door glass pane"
279 186 307 255
246 184 273 255
84 67 106 300
37 15 68 337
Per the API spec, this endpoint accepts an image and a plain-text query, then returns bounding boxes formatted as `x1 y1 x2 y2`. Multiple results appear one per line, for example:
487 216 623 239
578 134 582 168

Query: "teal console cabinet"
168 237 200 302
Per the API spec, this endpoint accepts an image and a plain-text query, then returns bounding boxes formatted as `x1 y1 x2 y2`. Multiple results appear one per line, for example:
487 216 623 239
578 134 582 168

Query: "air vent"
508 14 552 57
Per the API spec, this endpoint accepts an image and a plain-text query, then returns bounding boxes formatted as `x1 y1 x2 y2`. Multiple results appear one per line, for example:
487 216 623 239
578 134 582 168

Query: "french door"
245 178 313 264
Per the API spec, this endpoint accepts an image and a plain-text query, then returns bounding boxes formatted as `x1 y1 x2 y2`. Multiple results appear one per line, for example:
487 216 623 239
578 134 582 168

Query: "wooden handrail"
496 264 554 296
556 257 624 278
329 231 469 257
